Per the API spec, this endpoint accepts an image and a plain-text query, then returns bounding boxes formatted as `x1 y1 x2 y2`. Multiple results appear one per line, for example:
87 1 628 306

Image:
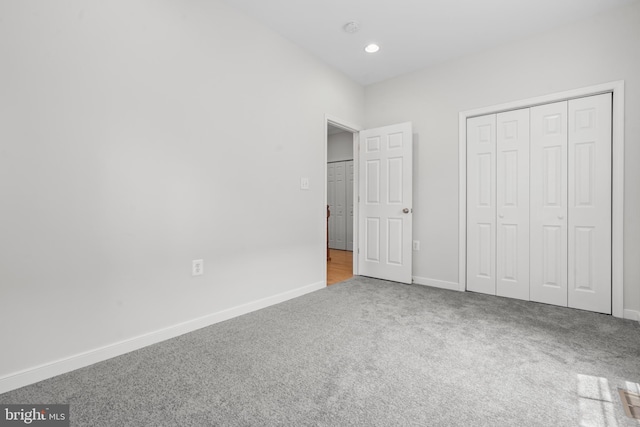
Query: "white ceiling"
222 0 638 85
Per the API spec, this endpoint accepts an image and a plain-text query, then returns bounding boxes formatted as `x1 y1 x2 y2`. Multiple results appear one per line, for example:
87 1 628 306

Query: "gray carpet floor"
2 276 640 426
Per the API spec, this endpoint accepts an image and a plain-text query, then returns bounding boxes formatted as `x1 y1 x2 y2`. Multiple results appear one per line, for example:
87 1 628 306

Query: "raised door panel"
467 114 496 295
567 93 612 314
496 109 529 301
365 159 381 204
358 123 413 283
365 217 380 262
530 101 568 307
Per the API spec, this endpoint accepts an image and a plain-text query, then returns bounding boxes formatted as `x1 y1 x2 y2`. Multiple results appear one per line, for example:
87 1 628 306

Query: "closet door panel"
328 162 347 250
496 109 529 301
334 162 347 250
346 160 354 251
568 93 612 314
530 101 568 307
328 163 337 249
467 114 496 295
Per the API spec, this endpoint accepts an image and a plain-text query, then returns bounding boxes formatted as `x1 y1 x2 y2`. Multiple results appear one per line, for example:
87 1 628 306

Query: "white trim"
413 276 459 292
325 115 362 276
458 81 625 317
458 114 468 293
326 115 361 134
623 309 640 323
351 132 358 273
0 281 325 395
611 84 625 318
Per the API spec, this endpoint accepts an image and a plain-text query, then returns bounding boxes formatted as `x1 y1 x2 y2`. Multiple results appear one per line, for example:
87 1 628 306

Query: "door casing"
325 115 361 277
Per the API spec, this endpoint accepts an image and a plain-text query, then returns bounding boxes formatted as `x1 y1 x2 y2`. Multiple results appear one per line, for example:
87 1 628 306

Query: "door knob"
498 214 504 219
403 208 410 214
558 215 564 220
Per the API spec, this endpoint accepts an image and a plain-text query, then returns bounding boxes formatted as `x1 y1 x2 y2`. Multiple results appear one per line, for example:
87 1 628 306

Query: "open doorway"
326 121 357 285
325 118 414 286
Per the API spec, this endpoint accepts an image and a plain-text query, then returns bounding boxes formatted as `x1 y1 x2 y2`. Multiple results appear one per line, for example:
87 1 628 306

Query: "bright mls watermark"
0 405 69 426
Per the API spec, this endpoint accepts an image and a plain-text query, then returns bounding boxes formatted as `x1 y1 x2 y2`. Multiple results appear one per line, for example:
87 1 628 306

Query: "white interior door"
496 109 530 300
358 122 413 284
567 93 612 314
466 114 497 295
346 160 354 251
530 101 568 307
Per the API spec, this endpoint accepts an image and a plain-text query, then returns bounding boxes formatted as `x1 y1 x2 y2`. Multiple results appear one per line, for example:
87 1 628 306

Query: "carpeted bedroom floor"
2 276 639 426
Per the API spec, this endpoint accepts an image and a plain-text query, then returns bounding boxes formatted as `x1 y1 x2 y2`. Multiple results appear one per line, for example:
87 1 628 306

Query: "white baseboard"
413 278 637 322
623 309 640 323
0 281 326 395
412 276 460 292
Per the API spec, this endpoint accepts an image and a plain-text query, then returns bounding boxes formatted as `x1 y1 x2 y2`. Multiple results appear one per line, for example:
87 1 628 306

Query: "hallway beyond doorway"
327 250 353 285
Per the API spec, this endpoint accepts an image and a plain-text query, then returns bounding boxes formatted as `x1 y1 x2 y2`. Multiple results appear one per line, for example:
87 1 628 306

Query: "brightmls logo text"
0 405 69 427
4 408 46 424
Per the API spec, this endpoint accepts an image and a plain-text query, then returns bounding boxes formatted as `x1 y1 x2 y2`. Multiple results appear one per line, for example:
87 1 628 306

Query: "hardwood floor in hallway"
327 249 353 286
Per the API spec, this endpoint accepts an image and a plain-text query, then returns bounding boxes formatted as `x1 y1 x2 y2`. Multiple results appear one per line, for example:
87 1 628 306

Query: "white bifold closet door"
496 108 530 301
467 114 497 295
467 110 529 299
530 94 612 313
467 93 612 314
346 161 354 251
567 95 611 313
327 160 354 251
328 162 346 250
529 101 569 306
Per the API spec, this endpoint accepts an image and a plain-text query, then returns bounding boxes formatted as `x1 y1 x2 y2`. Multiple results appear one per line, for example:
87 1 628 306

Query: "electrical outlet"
413 240 420 251
300 177 310 190
192 259 204 276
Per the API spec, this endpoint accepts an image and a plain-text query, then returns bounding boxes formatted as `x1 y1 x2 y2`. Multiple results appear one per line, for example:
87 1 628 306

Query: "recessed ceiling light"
364 43 380 53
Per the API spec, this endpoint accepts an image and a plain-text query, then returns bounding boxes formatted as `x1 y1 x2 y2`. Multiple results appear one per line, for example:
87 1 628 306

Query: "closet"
466 93 612 314
328 160 354 250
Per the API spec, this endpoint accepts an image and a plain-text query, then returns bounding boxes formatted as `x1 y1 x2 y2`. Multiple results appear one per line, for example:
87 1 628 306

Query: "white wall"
327 131 354 162
364 2 640 314
0 0 363 388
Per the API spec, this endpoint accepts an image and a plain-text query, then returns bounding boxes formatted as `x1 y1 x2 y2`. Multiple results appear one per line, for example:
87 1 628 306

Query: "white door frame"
325 115 362 277
458 81 625 318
